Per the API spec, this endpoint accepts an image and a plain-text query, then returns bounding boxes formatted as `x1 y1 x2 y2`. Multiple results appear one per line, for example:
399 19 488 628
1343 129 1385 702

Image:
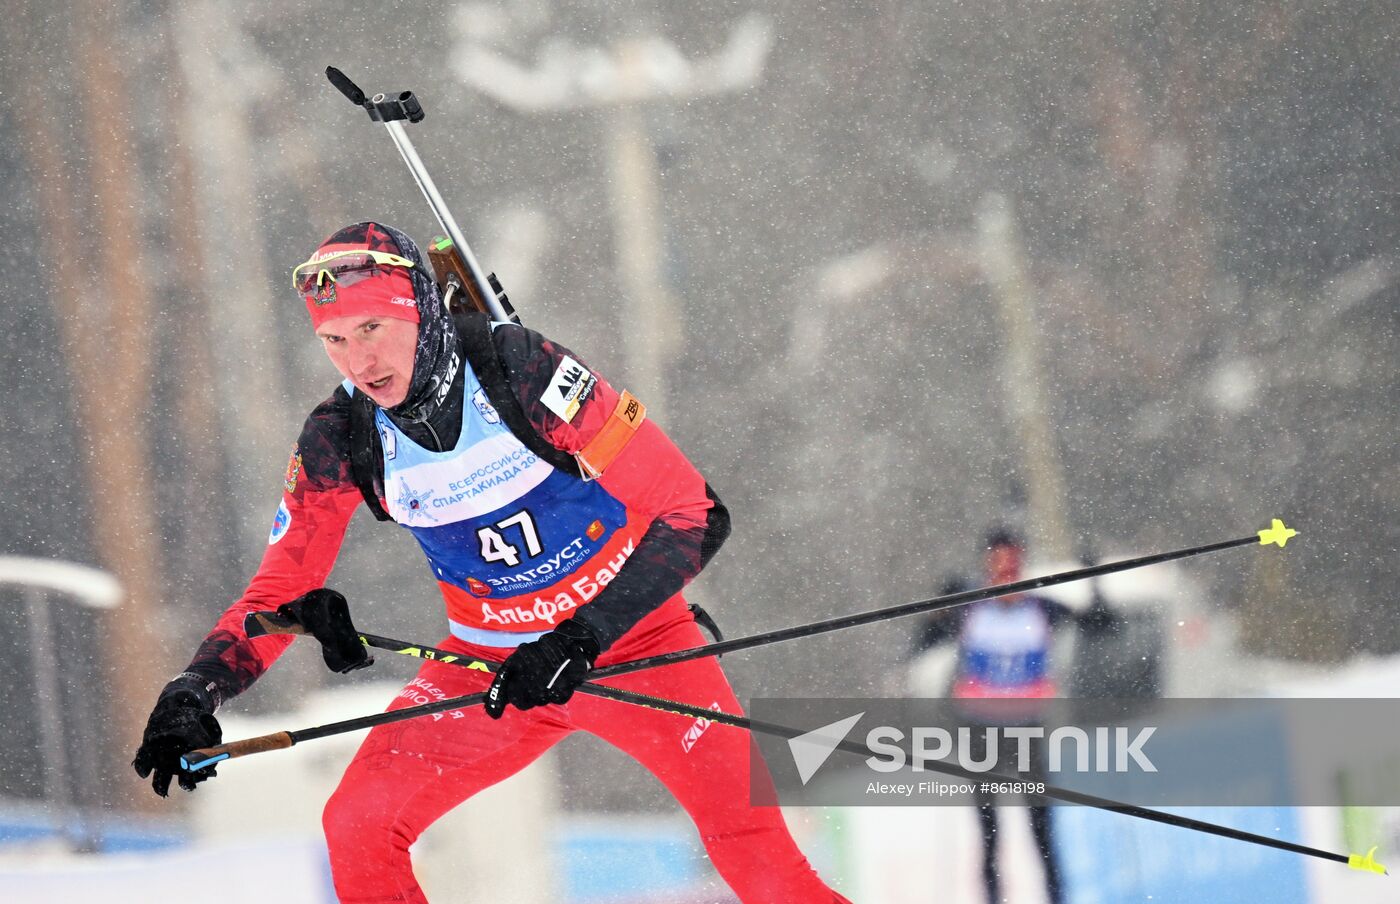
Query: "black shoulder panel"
456 311 580 476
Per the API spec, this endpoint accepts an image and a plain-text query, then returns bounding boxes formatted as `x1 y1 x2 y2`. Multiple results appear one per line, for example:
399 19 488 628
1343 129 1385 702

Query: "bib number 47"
477 510 542 567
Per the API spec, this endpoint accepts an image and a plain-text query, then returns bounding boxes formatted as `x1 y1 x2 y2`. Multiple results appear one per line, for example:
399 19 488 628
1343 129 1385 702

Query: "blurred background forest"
0 0 1396 823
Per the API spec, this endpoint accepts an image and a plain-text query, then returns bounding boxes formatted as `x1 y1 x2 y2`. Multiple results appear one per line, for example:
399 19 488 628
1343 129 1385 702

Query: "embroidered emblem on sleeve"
283 448 303 494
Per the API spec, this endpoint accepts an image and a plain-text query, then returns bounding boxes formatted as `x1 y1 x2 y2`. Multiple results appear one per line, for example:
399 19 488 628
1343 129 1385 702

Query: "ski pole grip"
181 732 295 772
244 610 307 638
326 66 366 106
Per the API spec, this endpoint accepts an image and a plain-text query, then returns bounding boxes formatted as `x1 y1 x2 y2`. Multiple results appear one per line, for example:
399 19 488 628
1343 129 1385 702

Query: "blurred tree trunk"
4 0 169 811
1083 2 1301 378
162 27 243 644
172 0 295 550
977 194 1074 560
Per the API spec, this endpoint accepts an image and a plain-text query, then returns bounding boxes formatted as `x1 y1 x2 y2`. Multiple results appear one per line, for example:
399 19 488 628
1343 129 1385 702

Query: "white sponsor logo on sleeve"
540 355 596 424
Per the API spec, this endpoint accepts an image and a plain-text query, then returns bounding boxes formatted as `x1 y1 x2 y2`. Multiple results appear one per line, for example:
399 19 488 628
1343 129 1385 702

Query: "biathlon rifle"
324 66 518 323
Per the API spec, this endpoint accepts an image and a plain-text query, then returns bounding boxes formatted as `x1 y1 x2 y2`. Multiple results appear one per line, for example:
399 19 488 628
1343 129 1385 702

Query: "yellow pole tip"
1258 518 1299 548
1348 846 1387 875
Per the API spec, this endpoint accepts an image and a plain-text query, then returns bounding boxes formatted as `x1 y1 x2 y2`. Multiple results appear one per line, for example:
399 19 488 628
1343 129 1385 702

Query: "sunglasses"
291 249 415 295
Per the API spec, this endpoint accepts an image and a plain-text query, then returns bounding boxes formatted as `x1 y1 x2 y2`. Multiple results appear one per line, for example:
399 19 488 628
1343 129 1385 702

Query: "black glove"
278 588 373 674
485 619 601 719
132 681 222 797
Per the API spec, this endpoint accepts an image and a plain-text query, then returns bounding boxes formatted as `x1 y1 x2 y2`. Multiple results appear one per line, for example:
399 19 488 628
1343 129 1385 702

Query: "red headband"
302 243 420 330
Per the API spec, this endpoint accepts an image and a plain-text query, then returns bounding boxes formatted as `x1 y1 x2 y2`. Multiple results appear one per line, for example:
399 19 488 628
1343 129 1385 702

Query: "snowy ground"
4 654 1399 902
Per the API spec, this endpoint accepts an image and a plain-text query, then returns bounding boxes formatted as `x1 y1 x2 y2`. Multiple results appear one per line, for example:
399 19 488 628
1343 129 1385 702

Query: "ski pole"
183 520 1296 769
591 519 1302 680
179 690 488 769
325 66 514 324
188 519 1291 766
191 612 1385 874
238 520 1298 697
177 626 720 770
207 518 1301 761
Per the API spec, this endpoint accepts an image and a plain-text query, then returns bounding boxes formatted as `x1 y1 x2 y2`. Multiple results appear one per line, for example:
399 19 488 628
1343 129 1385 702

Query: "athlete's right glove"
132 677 222 797
278 588 374 674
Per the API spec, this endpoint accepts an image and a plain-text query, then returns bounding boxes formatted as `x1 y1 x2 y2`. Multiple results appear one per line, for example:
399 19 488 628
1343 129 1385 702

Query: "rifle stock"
427 236 517 321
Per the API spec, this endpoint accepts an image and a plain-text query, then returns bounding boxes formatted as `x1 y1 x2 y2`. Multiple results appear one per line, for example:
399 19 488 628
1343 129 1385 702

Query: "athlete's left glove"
485 618 602 718
278 588 374 674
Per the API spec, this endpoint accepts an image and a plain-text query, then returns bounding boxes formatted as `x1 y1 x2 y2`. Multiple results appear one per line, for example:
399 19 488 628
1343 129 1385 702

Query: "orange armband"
576 390 646 480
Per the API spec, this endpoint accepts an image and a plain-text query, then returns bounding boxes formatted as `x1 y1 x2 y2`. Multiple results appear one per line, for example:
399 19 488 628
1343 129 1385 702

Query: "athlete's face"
986 543 1024 603
315 314 419 407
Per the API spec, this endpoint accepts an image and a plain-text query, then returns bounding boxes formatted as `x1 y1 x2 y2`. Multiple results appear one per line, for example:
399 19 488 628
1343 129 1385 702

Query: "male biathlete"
132 222 848 903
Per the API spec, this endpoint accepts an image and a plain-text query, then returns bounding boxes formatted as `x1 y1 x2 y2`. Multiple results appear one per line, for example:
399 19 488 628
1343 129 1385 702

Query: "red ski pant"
322 600 851 903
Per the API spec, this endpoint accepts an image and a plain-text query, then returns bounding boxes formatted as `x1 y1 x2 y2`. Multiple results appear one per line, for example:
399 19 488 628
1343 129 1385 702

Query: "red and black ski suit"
177 316 849 903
